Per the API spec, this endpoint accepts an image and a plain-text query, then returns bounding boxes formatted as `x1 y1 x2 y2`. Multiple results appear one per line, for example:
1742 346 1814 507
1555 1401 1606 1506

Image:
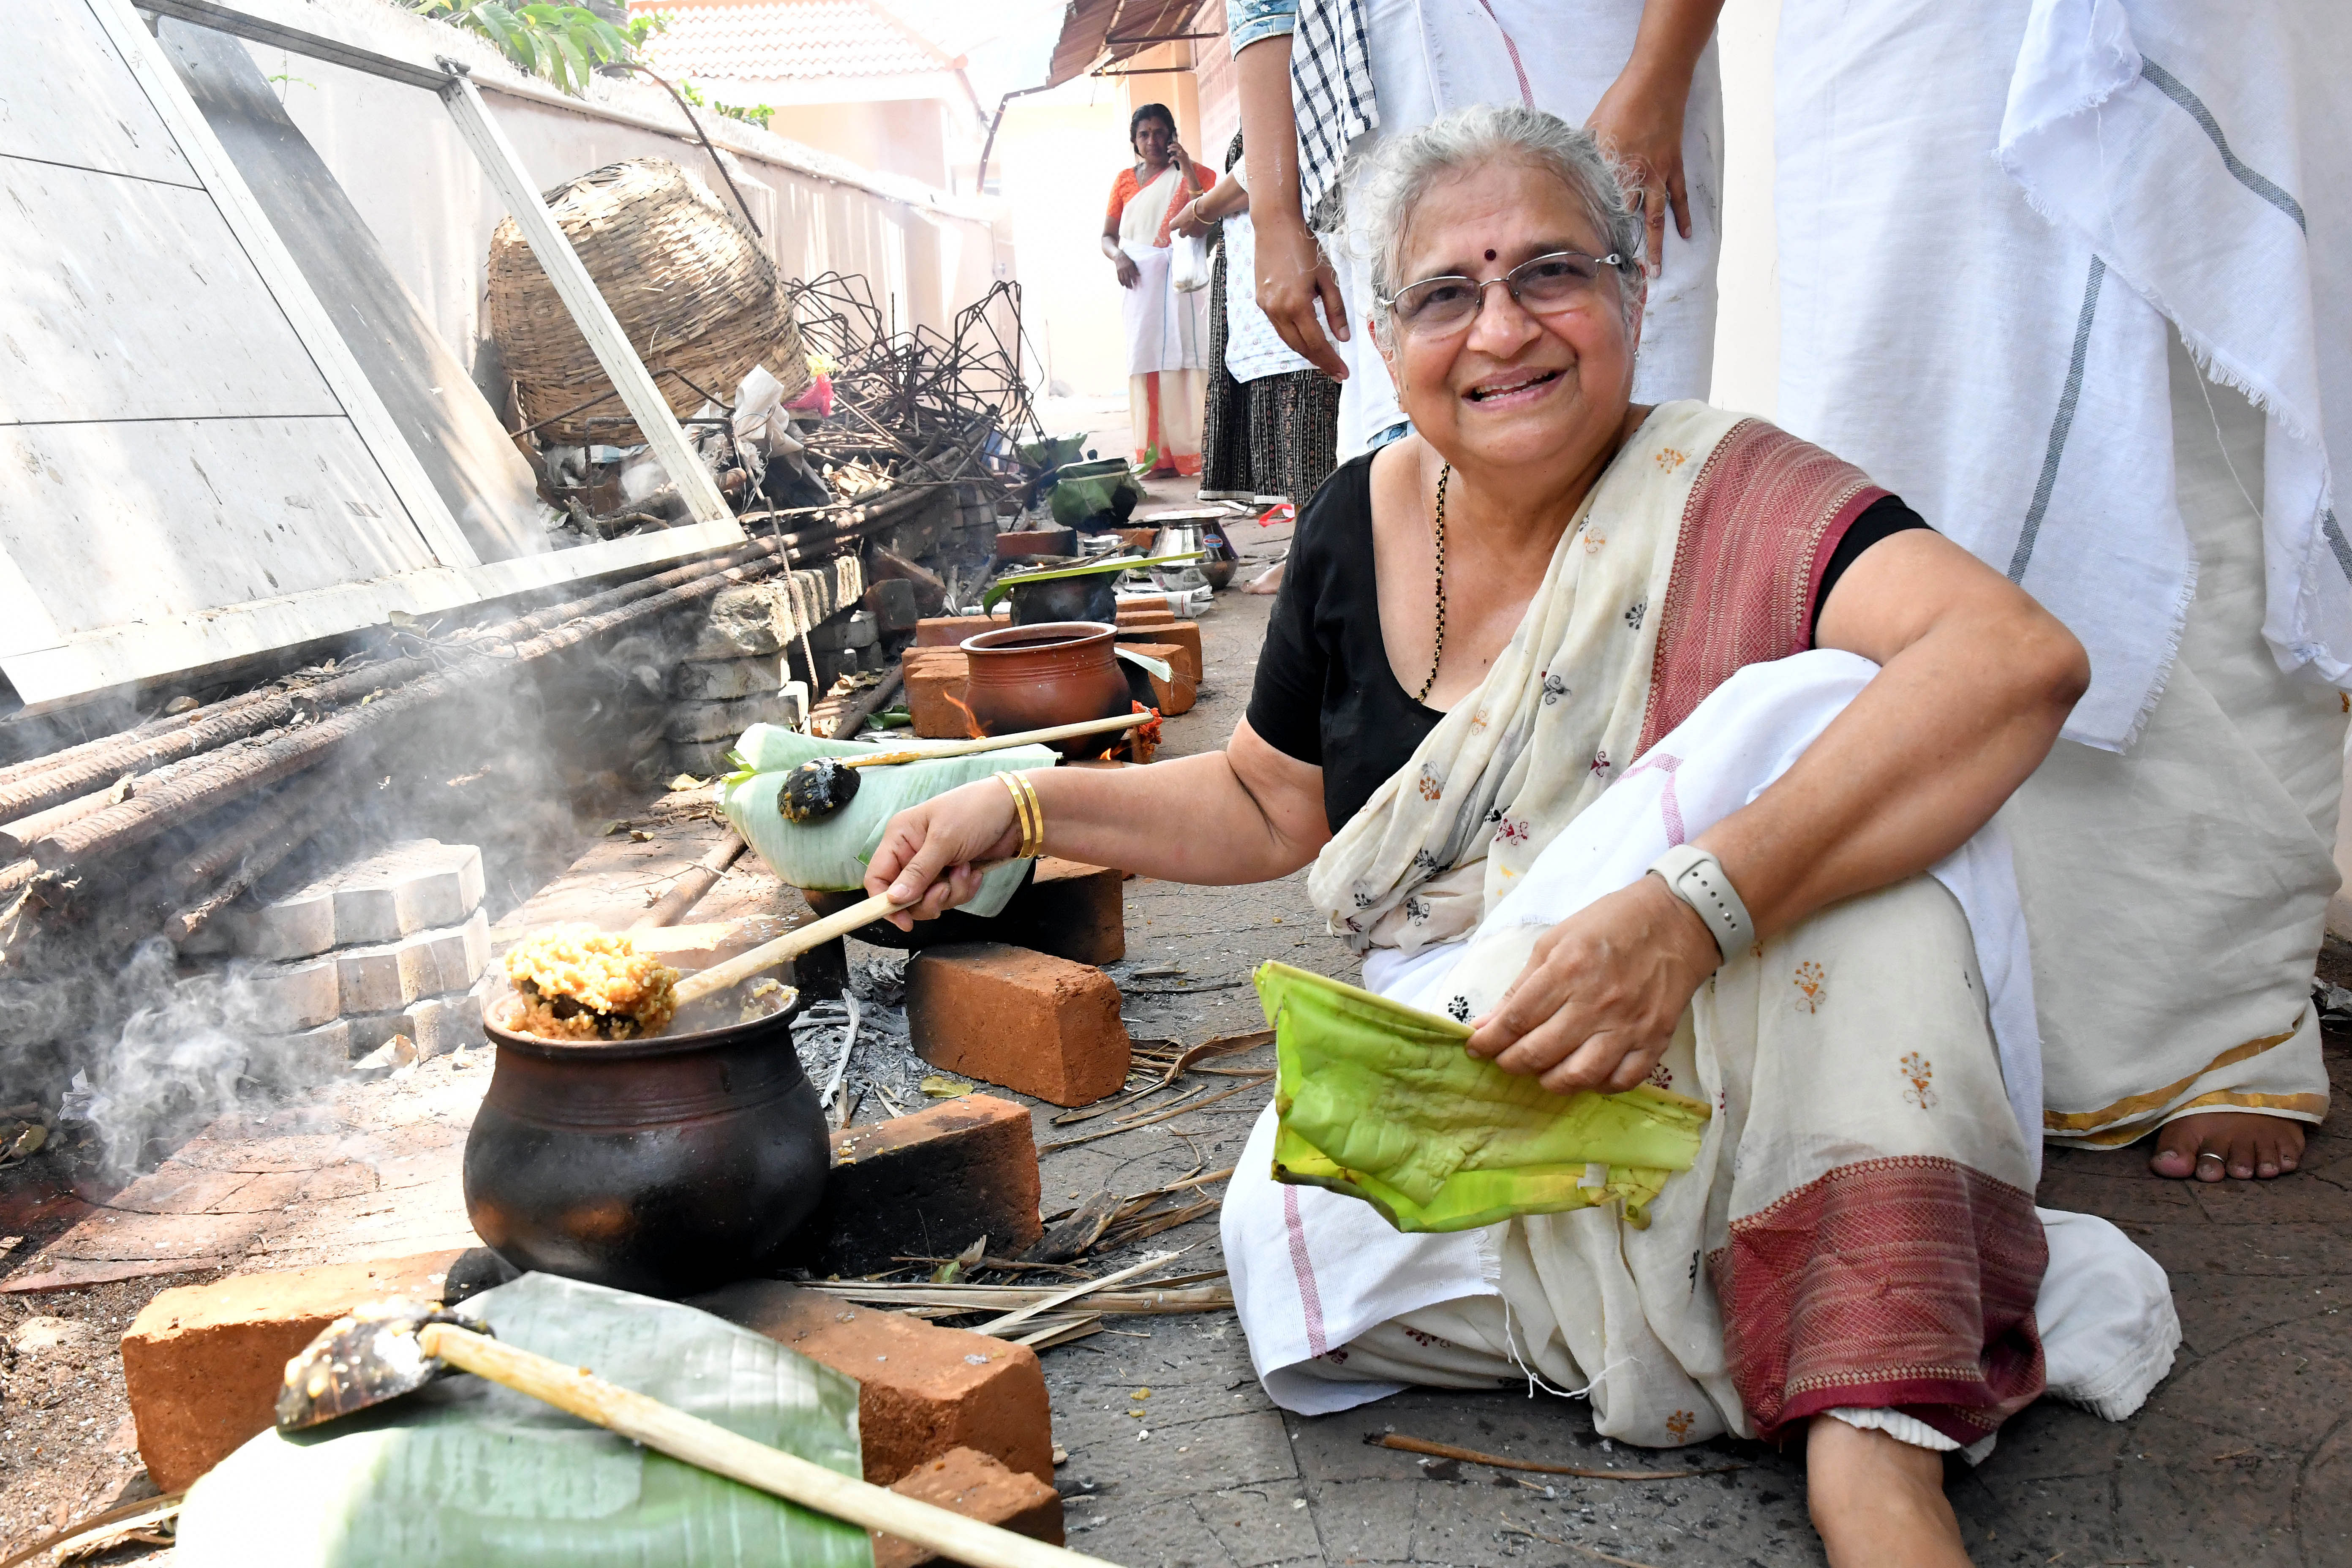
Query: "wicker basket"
487 157 810 446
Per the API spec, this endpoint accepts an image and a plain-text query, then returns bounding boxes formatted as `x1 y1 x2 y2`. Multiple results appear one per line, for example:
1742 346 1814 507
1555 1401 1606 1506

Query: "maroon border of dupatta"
1636 419 1889 759
1709 1155 2048 1446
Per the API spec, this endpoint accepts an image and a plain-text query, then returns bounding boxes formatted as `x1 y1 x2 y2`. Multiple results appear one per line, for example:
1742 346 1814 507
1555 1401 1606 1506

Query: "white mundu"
1296 0 1723 456
1774 0 2349 1145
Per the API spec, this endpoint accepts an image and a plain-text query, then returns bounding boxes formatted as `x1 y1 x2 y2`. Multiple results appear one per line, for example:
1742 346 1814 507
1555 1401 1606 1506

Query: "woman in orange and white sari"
1102 103 1216 476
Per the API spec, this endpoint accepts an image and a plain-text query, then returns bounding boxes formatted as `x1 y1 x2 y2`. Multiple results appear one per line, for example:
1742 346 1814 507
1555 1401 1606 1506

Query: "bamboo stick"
972 1250 1191 1336
416 1324 1123 1568
838 710 1152 769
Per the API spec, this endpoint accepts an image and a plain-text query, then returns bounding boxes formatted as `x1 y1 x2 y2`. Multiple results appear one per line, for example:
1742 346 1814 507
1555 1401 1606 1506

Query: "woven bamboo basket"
487 157 811 446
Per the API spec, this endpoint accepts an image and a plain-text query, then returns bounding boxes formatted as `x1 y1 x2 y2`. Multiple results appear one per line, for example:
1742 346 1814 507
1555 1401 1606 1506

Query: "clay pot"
960 620 1131 757
465 999 829 1298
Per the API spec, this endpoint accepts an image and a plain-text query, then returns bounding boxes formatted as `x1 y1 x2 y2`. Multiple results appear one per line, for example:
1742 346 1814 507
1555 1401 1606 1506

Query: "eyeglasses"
1378 250 1623 338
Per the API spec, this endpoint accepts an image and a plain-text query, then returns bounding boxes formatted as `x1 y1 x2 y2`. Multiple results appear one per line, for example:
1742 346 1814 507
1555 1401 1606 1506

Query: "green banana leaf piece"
1257 961 1711 1233
173 1273 872 1567
977 552 1206 612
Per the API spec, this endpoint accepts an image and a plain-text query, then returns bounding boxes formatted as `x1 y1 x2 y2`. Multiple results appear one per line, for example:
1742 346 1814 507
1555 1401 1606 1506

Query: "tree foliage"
411 1 633 96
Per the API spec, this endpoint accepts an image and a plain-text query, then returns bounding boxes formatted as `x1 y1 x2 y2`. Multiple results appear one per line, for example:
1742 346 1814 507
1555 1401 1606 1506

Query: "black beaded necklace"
1415 463 1451 703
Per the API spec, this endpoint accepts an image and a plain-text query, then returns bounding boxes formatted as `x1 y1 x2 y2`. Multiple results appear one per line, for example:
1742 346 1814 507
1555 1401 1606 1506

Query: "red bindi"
1484 249 1497 261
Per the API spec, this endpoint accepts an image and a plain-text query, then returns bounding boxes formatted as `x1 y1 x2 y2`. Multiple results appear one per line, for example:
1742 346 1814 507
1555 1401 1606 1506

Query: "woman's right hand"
1113 251 1141 289
863 779 1026 930
1253 212 1349 378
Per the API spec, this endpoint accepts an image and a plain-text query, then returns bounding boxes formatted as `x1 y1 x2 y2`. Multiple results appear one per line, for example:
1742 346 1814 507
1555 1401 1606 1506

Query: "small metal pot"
465 998 829 1298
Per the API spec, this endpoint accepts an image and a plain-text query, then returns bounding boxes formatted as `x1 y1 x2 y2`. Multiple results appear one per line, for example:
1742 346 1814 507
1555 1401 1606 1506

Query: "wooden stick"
672 890 901 1004
672 850 1021 1004
418 1324 1122 1568
973 1249 1191 1337
631 831 746 931
1367 1434 1731 1481
1036 1076 1271 1152
839 711 1152 768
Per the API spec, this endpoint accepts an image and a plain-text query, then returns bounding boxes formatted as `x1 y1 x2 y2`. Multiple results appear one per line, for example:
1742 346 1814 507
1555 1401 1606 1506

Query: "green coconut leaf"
978 551 1206 612
1256 961 1711 1233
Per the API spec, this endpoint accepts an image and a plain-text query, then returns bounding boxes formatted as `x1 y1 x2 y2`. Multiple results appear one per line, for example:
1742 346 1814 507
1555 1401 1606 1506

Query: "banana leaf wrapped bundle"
1256 961 1711 1233
722 723 1057 915
174 1274 871 1566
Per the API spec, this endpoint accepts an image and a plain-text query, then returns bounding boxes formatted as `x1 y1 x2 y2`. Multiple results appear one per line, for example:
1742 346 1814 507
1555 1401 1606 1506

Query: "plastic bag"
1256 961 1710 1233
1171 232 1211 293
174 1274 871 1567
722 724 1056 917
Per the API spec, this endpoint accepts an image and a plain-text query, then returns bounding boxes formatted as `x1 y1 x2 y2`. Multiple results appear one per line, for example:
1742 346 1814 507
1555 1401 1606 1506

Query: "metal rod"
626 64 763 237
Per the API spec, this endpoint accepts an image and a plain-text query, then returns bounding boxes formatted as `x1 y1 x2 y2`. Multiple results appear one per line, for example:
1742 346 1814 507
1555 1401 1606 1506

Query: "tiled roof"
631 0 961 83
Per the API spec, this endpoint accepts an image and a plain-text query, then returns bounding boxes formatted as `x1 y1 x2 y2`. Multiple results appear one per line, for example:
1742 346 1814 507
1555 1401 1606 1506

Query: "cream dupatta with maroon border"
1271 401 2052 1447
1308 400 1881 952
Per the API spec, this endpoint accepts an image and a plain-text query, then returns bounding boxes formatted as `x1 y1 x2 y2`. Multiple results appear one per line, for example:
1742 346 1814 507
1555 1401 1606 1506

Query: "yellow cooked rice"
503 925 679 1041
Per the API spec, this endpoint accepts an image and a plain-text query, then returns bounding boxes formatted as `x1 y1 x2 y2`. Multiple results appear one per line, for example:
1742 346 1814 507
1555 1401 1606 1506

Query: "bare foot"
1807 1417 1971 1567
2148 1110 2305 1181
1241 561 1286 595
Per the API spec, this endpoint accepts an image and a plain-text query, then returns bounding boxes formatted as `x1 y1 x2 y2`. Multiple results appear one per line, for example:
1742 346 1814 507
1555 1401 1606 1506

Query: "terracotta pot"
465 999 829 1298
960 620 1131 757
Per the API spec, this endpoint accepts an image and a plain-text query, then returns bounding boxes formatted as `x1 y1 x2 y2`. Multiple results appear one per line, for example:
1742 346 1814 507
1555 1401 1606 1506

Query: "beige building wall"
764 100 953 190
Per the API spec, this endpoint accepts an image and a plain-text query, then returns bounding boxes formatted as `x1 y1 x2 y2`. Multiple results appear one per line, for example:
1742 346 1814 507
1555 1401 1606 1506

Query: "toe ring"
2196 1150 2225 1163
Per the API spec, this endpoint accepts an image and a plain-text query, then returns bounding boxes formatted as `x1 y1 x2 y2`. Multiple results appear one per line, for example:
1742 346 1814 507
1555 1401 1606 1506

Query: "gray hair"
1353 103 1646 338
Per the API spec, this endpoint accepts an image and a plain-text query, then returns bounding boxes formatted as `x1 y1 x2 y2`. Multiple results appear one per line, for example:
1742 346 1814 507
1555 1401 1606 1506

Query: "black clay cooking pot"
465 999 829 1298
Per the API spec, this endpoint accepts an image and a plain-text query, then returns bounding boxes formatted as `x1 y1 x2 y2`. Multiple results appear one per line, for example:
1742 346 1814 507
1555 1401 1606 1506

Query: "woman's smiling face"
1378 158 1640 476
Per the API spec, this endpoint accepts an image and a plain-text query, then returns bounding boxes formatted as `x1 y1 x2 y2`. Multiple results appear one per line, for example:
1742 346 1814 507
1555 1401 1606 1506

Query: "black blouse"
1245 454 1928 832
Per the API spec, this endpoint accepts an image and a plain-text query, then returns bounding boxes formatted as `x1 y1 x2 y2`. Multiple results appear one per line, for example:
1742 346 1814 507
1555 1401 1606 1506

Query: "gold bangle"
997 770 1042 858
1016 773 1045 858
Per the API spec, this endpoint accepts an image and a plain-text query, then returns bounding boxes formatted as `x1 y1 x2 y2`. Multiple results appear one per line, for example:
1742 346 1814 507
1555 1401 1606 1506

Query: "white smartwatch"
1648 844 1754 964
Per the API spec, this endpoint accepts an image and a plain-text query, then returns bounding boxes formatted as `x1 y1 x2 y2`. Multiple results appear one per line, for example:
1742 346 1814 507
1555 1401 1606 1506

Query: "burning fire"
945 687 985 740
1120 702 1164 763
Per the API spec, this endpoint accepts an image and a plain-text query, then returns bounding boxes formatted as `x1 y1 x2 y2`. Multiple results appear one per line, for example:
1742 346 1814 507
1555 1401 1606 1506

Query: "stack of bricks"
179 840 490 1079
117 1094 1065 1548
665 555 861 776
901 605 1202 736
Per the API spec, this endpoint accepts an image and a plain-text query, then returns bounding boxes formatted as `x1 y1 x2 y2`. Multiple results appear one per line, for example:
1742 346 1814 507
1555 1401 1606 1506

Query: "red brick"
931 858 1125 965
916 614 1006 647
993 528 1077 560
874 1447 1064 1568
784 1094 1043 1274
907 944 1129 1106
903 647 973 739
1116 620 1200 683
120 1249 465 1489
917 603 1169 649
1116 640 1196 716
688 1284 1055 1487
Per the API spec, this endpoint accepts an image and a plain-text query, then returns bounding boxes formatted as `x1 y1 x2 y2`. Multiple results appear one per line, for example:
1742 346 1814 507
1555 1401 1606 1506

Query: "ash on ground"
790 952 931 1120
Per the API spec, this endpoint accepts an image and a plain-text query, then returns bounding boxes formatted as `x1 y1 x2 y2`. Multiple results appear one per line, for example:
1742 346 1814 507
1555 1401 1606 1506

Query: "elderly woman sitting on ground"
868 106 2171 1567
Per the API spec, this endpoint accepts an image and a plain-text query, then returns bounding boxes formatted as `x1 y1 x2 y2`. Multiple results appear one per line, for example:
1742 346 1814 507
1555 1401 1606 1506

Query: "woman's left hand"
1585 72 1691 278
1464 874 1720 1093
1171 198 1213 239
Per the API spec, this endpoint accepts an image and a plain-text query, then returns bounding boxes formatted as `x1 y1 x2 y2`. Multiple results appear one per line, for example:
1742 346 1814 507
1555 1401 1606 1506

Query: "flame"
943 686 986 740
1124 701 1164 763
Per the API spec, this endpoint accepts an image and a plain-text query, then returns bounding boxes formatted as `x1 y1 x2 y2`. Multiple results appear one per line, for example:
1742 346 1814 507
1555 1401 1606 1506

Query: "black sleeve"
1811 493 1934 645
1245 512 1331 767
